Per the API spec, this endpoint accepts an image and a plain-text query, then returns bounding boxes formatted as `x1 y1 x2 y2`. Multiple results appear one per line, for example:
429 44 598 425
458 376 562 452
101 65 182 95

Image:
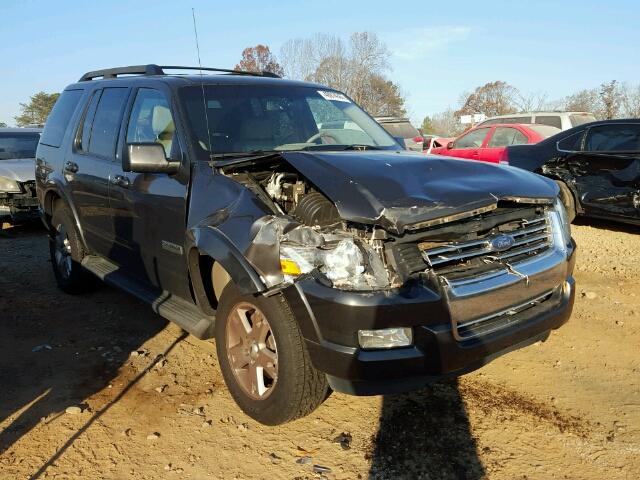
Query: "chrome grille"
455 288 557 340
420 214 551 272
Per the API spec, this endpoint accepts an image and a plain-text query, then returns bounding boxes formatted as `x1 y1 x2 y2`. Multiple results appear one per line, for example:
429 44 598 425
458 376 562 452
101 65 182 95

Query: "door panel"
448 127 490 160
571 124 640 219
66 88 129 256
480 127 528 163
109 87 191 298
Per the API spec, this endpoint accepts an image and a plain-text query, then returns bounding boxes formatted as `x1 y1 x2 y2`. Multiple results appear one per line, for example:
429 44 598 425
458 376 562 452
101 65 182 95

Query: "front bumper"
283 239 576 395
0 190 40 222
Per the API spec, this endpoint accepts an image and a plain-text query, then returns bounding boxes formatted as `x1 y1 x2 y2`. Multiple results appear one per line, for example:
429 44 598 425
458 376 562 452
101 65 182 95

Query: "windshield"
569 113 597 127
0 132 40 160
179 85 399 155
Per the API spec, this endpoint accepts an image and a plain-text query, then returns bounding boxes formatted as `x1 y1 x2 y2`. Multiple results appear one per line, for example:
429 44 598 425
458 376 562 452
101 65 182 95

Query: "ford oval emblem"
488 234 515 252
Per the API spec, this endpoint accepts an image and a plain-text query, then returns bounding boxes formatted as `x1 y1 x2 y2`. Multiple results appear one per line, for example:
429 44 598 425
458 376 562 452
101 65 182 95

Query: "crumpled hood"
280 151 558 234
0 159 36 183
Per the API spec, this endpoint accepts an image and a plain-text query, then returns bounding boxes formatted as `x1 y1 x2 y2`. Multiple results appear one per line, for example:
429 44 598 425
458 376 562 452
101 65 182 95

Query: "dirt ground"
1 219 639 480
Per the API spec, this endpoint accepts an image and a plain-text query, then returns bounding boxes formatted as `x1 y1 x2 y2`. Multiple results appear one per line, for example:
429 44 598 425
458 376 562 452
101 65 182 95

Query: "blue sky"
1 0 639 126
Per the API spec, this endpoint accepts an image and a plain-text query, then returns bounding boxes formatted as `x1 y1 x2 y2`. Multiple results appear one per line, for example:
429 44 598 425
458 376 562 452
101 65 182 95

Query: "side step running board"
82 255 215 339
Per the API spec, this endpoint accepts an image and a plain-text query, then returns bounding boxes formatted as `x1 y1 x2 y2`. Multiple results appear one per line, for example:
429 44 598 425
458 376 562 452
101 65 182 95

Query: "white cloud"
385 26 472 61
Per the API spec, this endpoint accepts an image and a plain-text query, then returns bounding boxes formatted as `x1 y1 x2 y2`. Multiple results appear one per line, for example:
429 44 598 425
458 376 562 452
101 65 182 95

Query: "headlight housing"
0 176 21 193
280 238 390 290
553 197 572 249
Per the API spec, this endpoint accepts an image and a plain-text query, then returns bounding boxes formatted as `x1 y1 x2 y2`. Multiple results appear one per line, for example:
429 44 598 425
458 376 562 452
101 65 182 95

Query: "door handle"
111 175 130 188
64 161 79 173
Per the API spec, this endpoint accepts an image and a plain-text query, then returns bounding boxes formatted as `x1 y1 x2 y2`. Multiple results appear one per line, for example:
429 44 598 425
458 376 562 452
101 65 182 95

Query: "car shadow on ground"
368 381 484 479
0 223 179 476
573 217 640 234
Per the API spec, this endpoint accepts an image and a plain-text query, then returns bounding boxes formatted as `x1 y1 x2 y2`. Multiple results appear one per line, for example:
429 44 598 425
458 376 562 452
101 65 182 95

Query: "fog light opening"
358 327 413 350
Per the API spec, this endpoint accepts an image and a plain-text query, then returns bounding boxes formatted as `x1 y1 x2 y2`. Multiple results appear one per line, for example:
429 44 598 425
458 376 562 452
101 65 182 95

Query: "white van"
476 111 596 131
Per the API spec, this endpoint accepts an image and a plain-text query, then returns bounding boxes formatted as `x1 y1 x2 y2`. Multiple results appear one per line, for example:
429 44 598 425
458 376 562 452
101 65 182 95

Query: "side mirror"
125 143 180 174
447 141 454 149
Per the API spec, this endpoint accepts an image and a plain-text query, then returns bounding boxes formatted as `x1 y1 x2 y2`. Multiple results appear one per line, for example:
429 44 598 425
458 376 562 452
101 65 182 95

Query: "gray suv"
37 65 576 425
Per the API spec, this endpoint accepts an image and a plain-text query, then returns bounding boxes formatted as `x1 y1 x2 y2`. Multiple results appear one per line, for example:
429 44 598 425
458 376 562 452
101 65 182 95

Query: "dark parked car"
0 127 42 223
37 65 576 425
506 119 640 224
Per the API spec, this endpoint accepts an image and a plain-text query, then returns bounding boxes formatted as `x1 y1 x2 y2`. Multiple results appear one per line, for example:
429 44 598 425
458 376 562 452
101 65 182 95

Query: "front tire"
49 204 96 294
215 283 328 425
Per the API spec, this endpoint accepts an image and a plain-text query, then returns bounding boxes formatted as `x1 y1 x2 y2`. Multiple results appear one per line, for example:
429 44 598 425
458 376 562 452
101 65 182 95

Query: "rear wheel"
49 204 97 294
555 180 577 223
215 283 328 425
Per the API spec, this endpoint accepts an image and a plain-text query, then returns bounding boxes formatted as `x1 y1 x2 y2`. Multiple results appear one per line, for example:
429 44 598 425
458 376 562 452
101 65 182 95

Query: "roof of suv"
66 64 325 90
0 127 42 133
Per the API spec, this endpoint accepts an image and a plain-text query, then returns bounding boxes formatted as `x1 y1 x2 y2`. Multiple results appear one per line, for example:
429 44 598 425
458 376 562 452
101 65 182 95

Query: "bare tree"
0 122 7 128
564 88 601 116
280 31 405 116
621 83 640 118
455 81 518 118
429 108 466 137
235 45 284 77
599 80 622 120
280 34 345 81
515 91 548 112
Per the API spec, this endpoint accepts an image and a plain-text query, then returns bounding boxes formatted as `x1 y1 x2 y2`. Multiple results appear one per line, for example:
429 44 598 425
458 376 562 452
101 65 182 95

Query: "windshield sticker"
318 90 351 103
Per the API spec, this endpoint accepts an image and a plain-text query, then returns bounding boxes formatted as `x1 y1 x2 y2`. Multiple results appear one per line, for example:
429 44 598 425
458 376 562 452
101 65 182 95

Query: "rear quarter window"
40 89 84 147
380 122 419 139
534 116 562 129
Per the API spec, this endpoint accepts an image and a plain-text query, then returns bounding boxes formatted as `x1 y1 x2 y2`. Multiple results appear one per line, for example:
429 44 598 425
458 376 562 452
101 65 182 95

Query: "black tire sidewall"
49 205 92 293
215 283 318 425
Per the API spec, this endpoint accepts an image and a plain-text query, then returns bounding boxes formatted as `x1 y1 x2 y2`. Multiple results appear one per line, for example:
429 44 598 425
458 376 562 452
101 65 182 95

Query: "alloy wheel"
53 224 73 280
225 302 278 400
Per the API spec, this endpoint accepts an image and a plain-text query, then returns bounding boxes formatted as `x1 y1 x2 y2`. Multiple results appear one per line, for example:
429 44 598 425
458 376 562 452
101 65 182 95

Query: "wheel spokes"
226 302 279 400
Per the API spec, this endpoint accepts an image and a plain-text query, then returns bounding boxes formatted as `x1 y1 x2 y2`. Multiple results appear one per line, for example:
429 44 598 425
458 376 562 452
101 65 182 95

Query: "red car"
430 123 560 164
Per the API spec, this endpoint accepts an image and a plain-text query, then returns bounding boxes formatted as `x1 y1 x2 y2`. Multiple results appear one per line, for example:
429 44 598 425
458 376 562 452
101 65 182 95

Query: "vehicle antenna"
191 8 214 158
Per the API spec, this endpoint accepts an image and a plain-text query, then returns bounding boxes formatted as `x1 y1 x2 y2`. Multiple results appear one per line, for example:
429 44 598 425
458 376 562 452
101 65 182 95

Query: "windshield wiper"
209 150 277 159
298 144 383 152
340 144 383 151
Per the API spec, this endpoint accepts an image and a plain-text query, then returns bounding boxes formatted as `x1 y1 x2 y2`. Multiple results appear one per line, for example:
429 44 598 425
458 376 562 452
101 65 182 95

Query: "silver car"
0 128 41 223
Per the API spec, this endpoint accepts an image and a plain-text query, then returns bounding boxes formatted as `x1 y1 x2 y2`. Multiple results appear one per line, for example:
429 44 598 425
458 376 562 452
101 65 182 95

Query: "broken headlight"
552 197 572 249
280 238 390 290
0 176 21 193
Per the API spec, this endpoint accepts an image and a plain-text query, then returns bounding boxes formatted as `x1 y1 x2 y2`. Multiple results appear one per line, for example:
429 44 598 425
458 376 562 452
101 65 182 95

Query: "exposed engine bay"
220 156 564 293
222 159 394 290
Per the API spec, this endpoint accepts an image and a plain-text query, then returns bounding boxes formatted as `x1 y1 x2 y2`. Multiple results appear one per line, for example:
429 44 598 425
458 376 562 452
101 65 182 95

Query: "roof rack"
78 64 281 82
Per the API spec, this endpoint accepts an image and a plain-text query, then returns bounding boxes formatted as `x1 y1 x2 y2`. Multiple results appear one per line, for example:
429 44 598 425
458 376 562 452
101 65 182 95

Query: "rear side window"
84 88 129 158
584 124 640 152
455 128 489 148
380 122 419 139
493 116 532 125
569 113 596 127
557 131 585 151
488 127 528 147
40 89 83 147
535 116 562 129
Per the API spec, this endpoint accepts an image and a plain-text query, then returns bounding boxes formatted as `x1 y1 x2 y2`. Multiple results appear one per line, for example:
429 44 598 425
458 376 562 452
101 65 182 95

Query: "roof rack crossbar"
79 64 281 81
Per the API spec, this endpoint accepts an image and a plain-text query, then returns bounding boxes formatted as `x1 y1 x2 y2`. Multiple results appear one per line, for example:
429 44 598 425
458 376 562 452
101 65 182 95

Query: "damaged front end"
245 216 392 292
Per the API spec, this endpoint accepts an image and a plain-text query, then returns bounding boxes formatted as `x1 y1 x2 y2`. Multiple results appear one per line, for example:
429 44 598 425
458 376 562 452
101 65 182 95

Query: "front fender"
187 226 266 295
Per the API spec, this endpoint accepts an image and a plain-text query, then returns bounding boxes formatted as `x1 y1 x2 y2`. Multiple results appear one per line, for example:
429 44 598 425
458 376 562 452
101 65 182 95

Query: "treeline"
7 32 640 135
